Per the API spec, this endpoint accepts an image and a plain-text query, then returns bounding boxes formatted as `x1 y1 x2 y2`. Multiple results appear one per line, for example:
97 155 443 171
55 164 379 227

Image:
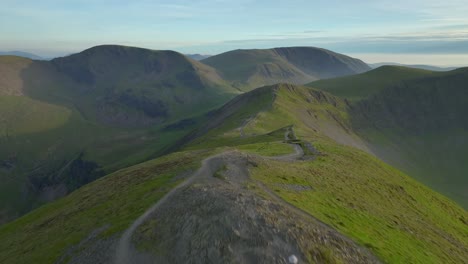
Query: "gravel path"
112 128 380 264
114 153 227 264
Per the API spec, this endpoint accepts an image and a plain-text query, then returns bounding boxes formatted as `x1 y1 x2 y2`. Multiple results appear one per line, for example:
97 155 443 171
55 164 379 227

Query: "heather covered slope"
309 66 468 207
1 84 466 264
202 47 370 90
0 46 239 224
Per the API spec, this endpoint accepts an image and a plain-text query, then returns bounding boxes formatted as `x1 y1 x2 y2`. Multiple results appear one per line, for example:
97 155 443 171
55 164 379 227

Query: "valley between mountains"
0 45 467 264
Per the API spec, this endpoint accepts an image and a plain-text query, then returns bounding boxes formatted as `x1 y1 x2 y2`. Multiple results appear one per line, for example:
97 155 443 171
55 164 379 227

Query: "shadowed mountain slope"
47 45 237 126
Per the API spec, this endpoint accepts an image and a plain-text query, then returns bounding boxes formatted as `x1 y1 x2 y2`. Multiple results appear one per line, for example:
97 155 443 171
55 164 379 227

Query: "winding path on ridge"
114 152 231 264
114 129 380 264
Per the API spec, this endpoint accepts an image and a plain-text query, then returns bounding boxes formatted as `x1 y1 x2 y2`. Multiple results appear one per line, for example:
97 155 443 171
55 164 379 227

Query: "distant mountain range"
185 54 212 60
369 62 458 71
0 51 44 60
2 50 463 72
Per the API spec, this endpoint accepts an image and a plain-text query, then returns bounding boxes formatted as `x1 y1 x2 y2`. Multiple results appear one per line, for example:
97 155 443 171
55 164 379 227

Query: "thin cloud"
303 30 324 34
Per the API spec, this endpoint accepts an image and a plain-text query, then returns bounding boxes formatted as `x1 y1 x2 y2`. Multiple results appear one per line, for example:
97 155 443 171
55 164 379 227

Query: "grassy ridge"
308 66 438 101
0 149 214 264
186 83 468 263
247 86 468 263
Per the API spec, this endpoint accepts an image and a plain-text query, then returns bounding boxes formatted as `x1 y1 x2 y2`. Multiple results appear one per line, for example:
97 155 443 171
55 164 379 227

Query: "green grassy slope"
202 47 370 91
0 84 466 263
0 95 71 135
251 141 467 264
309 66 468 207
0 149 215 264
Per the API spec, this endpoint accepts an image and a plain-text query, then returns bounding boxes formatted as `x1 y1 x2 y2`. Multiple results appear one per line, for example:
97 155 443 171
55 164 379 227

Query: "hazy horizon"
2 46 467 67
1 0 467 66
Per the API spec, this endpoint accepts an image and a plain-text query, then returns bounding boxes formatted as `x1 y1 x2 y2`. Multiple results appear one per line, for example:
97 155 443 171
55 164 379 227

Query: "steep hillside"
202 47 370 90
309 66 468 207
48 45 236 126
0 45 239 224
1 84 466 264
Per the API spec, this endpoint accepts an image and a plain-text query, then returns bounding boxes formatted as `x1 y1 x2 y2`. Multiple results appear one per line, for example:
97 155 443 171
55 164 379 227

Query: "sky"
1 0 468 66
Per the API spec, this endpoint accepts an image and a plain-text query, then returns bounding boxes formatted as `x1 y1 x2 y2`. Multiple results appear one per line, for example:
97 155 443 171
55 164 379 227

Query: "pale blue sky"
1 0 467 65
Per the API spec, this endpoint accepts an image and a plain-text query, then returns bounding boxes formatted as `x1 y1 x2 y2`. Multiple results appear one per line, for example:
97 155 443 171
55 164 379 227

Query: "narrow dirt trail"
114 143 303 264
115 128 304 264
114 152 229 264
